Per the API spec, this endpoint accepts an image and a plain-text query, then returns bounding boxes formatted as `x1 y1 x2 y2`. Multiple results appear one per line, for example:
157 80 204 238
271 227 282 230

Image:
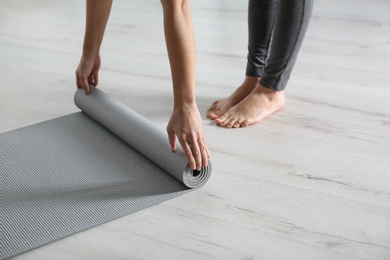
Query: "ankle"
255 84 285 99
244 76 260 85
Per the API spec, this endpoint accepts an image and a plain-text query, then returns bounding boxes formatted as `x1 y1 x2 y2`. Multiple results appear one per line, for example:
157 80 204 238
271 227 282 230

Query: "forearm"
162 0 196 109
82 0 113 59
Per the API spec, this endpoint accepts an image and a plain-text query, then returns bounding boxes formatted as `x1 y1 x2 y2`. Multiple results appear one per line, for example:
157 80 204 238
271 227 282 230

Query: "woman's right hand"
166 103 210 171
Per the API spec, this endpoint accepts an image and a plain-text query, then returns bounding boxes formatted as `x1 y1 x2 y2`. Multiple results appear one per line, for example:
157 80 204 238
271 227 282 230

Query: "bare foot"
215 84 285 128
207 76 259 120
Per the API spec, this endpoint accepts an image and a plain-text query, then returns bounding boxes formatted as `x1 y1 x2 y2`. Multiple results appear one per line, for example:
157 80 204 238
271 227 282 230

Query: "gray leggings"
246 0 314 91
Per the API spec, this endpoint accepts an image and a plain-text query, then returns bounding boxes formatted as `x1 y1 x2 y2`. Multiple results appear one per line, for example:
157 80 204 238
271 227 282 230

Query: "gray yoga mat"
0 87 211 260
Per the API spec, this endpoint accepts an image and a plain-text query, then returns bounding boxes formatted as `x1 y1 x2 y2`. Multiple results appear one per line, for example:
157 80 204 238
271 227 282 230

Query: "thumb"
167 130 177 152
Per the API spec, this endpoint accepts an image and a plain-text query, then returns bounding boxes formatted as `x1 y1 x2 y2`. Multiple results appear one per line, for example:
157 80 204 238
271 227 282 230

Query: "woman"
75 0 209 171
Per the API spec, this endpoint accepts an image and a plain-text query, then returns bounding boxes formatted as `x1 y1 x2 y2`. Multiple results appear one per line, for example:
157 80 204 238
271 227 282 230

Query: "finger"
93 72 99 86
88 75 97 87
88 75 93 86
82 77 90 95
167 130 177 152
76 76 82 89
179 137 196 170
189 134 202 171
198 137 208 168
76 71 82 88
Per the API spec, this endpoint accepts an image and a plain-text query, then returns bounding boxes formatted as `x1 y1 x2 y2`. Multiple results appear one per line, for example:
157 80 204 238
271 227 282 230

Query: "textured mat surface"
0 88 211 260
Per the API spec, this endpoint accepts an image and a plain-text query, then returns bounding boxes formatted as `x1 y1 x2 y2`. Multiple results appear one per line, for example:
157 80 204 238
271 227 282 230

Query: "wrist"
82 41 100 60
173 90 196 109
82 50 99 60
173 100 197 112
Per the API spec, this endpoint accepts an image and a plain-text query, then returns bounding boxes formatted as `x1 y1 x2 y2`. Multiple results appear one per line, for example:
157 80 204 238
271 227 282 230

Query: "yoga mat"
0 87 212 260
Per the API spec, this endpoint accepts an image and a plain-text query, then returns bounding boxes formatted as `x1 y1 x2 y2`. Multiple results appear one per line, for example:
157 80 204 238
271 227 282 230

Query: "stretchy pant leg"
246 0 314 91
246 0 277 78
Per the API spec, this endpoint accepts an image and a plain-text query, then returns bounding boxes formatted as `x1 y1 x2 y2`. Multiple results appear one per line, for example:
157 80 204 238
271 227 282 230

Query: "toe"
215 113 229 126
225 117 238 128
240 118 251 128
233 117 245 128
235 117 246 128
207 102 220 119
207 101 219 112
206 109 214 118
209 109 225 120
233 122 240 128
206 107 215 116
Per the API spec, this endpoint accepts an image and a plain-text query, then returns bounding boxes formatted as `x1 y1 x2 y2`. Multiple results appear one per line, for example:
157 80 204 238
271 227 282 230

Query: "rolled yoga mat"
0 87 212 260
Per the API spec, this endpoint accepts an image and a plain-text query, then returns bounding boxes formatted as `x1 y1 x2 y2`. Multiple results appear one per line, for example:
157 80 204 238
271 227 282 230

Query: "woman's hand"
167 103 210 171
76 0 112 94
75 54 101 95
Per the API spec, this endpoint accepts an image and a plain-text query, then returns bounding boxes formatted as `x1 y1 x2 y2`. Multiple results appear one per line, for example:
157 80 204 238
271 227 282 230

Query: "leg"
207 0 277 119
216 0 314 128
246 0 277 78
261 0 314 91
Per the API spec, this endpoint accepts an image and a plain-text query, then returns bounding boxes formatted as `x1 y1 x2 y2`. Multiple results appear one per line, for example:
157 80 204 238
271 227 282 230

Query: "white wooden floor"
1 0 390 259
